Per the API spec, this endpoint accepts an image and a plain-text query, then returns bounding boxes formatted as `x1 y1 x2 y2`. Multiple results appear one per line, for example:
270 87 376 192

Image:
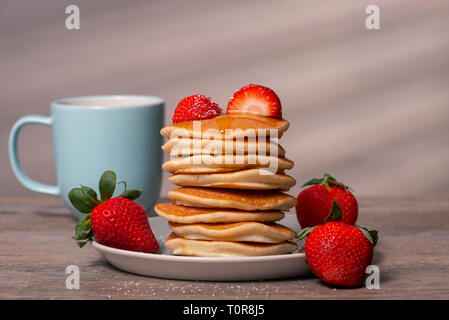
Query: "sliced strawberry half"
227 84 282 118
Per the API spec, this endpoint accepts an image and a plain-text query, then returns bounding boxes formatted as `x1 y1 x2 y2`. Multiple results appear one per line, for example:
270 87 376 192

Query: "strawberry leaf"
301 178 324 188
355 225 379 247
99 170 116 201
73 214 93 248
75 231 93 248
121 189 143 200
68 188 95 213
118 180 142 200
296 226 317 240
81 185 99 207
74 214 91 236
369 230 379 247
325 200 343 222
301 173 351 191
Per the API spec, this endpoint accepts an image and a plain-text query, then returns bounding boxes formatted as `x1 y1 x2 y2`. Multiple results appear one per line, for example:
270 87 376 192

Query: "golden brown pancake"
160 114 289 140
168 187 297 211
168 221 296 243
162 138 286 157
168 168 296 191
155 203 284 223
162 154 294 174
165 233 298 257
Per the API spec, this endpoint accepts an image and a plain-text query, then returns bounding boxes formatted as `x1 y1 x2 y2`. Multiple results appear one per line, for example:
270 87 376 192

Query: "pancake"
162 154 294 174
168 168 296 191
165 233 298 257
168 221 296 243
168 187 297 211
155 203 284 223
162 138 285 157
160 113 289 140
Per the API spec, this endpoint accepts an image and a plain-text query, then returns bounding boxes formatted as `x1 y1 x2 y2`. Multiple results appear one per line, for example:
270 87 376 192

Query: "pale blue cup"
9 95 164 218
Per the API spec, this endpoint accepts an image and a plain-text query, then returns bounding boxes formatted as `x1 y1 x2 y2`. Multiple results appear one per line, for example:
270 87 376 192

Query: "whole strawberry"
296 173 358 228
173 94 222 124
297 209 378 287
68 170 159 253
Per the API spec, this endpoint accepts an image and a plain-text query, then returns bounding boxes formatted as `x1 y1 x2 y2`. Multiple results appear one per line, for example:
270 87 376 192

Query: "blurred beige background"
1 0 448 199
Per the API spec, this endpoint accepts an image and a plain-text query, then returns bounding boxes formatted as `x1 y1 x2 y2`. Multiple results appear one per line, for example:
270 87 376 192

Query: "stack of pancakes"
155 113 298 257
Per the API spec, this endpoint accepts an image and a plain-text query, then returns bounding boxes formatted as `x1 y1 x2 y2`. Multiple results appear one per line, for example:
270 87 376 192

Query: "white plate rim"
92 240 305 263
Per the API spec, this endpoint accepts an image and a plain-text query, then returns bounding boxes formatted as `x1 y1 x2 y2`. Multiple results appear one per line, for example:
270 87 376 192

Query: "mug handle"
8 115 60 196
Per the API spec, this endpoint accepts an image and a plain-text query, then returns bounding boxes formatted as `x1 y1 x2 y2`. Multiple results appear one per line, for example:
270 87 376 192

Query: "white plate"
92 214 311 281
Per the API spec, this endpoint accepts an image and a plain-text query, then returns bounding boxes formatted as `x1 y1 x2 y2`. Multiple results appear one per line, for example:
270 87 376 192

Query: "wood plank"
0 196 448 299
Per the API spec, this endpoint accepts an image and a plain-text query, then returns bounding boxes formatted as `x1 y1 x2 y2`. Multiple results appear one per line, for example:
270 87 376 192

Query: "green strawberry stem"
325 200 343 222
296 226 317 240
68 170 142 248
118 181 143 200
302 173 351 191
355 226 379 247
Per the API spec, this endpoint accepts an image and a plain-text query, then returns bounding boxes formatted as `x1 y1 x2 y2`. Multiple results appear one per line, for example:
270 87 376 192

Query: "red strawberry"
90 197 159 253
227 84 282 118
297 221 378 288
173 94 222 124
296 174 358 228
69 170 159 253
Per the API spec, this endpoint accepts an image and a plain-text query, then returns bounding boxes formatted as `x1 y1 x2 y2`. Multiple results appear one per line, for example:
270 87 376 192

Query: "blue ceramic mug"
9 95 164 218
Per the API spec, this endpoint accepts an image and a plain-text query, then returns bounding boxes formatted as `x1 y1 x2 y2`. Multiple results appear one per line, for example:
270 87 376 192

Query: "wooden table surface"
1 196 448 300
